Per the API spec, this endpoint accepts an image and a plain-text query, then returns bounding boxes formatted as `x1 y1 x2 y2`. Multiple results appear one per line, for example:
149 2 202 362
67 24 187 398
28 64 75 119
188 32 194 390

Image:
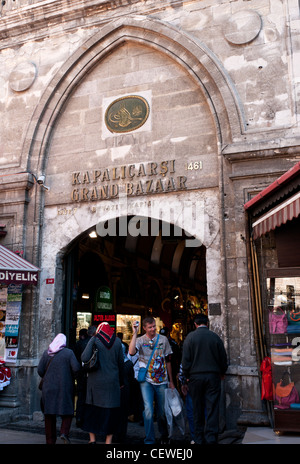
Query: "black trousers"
188 373 221 444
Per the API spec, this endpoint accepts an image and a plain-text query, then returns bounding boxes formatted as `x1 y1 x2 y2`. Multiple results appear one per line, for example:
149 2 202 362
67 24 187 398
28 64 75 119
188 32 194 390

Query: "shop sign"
93 312 116 329
0 270 38 285
95 286 112 311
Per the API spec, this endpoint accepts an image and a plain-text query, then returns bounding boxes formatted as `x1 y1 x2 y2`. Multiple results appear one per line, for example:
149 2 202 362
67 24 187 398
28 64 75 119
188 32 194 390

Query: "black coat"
81 336 125 408
38 347 80 415
182 326 228 378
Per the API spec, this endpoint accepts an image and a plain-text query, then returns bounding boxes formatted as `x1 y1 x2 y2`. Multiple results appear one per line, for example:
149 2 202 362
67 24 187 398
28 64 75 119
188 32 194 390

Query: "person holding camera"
129 317 175 444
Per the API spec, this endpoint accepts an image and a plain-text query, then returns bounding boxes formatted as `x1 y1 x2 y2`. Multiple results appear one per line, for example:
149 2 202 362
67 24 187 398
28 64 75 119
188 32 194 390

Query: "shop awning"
0 245 39 285
251 190 300 239
244 161 300 239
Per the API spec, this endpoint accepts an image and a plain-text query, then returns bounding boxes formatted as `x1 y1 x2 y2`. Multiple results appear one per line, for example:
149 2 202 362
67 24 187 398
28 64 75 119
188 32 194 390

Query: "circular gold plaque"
105 95 150 133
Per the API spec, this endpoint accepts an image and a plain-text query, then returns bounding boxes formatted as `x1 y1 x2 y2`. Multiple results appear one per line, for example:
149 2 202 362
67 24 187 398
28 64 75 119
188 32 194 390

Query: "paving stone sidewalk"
0 412 245 445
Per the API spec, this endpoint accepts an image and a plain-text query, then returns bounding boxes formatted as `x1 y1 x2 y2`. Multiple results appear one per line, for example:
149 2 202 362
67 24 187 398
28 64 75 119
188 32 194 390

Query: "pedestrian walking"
127 350 144 424
129 316 175 444
160 326 181 386
37 333 81 444
73 326 96 427
182 314 228 444
114 343 135 443
178 363 195 444
81 322 124 444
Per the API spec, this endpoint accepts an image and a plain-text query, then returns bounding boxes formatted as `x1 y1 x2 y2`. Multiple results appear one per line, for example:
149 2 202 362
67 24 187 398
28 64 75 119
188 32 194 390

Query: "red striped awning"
252 191 300 239
0 245 39 285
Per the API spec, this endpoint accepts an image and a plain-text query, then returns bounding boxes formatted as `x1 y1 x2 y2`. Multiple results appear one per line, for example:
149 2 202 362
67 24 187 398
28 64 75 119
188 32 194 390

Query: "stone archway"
25 14 241 353
24 15 245 175
23 14 245 273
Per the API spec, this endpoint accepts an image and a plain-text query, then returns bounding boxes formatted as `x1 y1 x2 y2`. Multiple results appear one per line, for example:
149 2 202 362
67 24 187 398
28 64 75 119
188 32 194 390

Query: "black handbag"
82 344 99 372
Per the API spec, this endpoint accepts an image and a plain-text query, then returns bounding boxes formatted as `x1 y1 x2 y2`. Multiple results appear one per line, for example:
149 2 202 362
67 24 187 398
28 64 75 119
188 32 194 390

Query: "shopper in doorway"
127 343 144 424
182 314 228 444
81 322 124 444
129 316 175 444
38 333 81 444
74 326 95 427
178 363 195 444
159 326 181 384
114 343 135 443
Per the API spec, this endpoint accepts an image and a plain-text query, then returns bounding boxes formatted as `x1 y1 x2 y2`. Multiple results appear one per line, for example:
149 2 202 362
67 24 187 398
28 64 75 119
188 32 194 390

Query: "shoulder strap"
145 334 160 372
43 354 55 375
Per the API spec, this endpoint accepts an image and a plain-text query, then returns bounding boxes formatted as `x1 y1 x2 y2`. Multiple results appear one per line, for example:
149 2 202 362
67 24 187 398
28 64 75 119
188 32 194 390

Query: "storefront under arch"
62 216 208 351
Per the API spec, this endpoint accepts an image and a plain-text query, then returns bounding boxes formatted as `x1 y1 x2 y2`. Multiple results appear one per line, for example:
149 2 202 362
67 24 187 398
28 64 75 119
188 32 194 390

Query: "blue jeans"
185 392 195 441
139 381 168 444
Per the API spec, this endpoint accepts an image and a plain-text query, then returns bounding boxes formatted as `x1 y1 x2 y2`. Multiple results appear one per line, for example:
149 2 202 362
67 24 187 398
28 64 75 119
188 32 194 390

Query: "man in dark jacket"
182 314 228 444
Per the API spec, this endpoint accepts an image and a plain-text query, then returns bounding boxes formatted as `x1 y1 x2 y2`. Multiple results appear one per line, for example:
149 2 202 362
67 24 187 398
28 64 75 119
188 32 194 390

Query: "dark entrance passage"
62 216 207 350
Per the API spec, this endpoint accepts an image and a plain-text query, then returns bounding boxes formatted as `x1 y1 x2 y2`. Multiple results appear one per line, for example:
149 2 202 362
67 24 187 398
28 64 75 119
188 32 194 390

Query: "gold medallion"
105 95 150 133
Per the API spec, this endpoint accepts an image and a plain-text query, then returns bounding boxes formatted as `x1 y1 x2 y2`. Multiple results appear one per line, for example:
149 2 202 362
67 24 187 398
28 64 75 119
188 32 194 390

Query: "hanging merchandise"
170 322 183 345
0 361 11 391
260 357 273 401
269 307 288 334
186 293 208 316
287 309 300 325
274 380 300 409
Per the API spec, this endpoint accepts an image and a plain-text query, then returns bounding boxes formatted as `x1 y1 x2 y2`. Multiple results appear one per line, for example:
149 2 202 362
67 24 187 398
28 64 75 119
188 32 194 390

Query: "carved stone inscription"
70 160 189 202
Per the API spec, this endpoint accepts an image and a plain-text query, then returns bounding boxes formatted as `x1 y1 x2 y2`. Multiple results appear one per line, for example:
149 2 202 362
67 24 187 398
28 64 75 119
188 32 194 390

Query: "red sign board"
93 312 116 328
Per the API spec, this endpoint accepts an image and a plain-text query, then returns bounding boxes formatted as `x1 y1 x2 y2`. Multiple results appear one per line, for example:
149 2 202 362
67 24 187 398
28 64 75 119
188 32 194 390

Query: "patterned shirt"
136 334 172 385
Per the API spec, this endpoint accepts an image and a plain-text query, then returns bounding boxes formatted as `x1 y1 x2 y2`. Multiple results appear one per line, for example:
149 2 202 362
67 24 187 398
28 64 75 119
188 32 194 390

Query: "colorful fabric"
136 334 172 385
274 382 300 409
260 357 273 401
269 308 288 334
96 322 116 348
287 325 300 333
0 361 11 391
48 333 66 356
271 355 292 362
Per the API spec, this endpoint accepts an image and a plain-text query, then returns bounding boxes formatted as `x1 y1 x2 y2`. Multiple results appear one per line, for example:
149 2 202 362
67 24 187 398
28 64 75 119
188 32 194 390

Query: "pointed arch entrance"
25 14 240 360
63 216 207 349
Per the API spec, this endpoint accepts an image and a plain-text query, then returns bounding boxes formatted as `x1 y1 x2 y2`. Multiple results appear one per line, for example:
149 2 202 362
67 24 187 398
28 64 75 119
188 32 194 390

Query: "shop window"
266 270 300 432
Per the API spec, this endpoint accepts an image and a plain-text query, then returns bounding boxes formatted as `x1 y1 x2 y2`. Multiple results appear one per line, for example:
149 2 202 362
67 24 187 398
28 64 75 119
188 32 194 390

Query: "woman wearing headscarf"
81 322 124 444
37 333 80 444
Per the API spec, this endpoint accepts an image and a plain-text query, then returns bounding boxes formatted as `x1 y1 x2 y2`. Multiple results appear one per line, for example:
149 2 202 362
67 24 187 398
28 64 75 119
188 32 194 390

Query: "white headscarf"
48 333 66 356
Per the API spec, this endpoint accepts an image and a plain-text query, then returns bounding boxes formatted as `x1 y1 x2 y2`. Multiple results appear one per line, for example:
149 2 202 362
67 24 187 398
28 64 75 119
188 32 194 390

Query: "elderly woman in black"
81 322 124 444
38 333 80 444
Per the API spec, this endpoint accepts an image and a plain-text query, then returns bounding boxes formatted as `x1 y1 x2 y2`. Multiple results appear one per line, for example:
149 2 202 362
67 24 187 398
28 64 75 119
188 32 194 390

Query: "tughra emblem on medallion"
105 95 150 133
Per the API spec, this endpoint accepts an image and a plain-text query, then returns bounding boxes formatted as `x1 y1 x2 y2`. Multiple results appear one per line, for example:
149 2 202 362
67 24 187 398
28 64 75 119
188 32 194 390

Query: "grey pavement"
0 415 245 445
1 424 300 445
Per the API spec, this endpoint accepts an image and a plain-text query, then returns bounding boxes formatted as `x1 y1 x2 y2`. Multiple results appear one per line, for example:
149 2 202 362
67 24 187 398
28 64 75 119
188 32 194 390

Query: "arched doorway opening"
62 216 207 350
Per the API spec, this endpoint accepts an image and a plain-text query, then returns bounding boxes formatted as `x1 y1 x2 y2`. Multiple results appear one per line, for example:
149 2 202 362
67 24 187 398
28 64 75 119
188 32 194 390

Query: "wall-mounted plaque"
105 95 150 133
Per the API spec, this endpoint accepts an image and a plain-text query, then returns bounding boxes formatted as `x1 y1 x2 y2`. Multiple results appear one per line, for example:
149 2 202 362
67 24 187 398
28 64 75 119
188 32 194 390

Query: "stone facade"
0 0 300 428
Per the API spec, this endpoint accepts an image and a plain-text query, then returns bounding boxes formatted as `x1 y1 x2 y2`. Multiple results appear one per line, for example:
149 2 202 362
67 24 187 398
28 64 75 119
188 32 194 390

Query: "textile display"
274 381 300 409
269 308 288 334
287 309 300 325
0 361 11 391
260 357 273 401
